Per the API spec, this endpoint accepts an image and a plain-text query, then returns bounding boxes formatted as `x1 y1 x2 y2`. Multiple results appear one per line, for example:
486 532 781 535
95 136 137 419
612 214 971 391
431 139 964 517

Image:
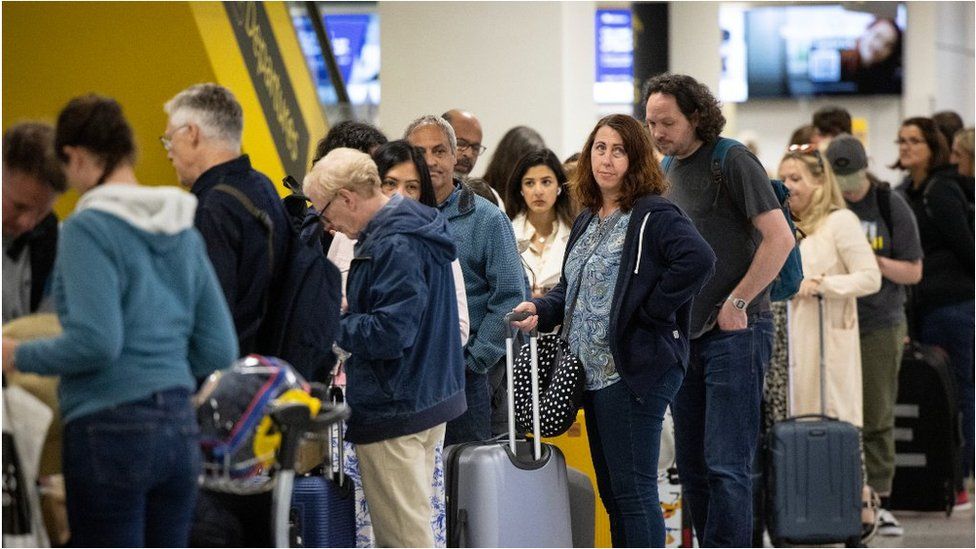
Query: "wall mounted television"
720 3 907 102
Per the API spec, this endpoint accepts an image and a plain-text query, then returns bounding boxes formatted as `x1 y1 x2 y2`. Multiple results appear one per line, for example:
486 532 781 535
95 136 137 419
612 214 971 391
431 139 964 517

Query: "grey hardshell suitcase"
766 296 862 547
445 312 573 548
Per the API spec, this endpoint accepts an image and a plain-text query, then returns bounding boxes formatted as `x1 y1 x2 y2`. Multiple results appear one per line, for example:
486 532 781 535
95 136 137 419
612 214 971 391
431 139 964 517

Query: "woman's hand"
2 337 19 374
796 277 822 298
510 302 539 333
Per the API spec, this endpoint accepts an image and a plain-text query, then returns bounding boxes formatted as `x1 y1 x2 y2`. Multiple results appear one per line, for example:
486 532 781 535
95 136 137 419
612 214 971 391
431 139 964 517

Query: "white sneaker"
877 508 904 537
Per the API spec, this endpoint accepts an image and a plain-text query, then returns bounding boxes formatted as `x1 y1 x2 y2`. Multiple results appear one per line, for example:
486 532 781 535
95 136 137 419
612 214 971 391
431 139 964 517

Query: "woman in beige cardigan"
778 145 882 425
779 144 883 538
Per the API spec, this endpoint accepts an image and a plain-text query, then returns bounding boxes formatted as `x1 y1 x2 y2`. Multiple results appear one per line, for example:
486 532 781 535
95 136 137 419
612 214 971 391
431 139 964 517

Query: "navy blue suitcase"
291 474 355 548
765 296 862 547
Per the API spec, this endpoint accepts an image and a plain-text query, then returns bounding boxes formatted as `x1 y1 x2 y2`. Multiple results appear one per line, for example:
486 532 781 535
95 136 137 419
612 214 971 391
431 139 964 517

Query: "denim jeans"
445 369 491 445
918 300 975 480
584 364 684 548
62 387 201 547
673 314 773 547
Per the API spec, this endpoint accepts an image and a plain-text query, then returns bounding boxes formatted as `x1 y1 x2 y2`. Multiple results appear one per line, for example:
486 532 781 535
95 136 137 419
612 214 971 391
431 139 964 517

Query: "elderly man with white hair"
304 147 466 548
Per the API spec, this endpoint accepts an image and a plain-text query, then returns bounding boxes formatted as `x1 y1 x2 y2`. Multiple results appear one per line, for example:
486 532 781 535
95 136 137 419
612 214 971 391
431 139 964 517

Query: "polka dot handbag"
512 334 585 438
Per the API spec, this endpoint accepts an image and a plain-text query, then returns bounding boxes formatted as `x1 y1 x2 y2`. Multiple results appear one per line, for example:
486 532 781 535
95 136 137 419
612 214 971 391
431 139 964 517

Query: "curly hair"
641 73 726 144
573 114 668 213
55 94 136 186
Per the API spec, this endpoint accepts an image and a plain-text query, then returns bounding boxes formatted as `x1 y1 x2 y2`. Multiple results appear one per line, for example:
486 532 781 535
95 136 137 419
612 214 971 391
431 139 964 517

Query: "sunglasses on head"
787 143 824 172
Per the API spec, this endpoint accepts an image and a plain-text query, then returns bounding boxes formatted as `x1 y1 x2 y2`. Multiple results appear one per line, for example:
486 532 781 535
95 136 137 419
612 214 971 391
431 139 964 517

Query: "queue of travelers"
1 74 973 548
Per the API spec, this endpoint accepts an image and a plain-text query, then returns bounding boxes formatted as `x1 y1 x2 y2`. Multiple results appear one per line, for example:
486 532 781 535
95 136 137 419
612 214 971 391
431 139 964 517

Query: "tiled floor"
869 506 974 548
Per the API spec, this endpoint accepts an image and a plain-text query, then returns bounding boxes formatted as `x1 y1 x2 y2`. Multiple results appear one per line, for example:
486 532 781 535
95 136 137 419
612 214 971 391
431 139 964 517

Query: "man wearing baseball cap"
827 134 923 537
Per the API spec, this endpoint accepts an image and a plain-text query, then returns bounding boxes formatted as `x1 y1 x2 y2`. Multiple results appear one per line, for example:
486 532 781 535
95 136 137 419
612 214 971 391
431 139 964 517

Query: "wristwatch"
726 296 747 311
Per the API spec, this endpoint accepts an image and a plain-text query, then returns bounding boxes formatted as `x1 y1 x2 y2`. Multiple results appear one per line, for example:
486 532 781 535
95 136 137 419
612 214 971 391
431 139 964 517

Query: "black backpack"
214 180 341 382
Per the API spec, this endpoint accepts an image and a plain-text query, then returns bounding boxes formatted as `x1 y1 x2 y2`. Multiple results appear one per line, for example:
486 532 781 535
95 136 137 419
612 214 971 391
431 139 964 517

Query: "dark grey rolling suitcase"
766 296 862 547
445 312 573 548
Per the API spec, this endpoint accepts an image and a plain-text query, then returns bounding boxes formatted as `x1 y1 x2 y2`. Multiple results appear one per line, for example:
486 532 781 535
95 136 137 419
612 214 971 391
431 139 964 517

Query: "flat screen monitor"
720 3 906 102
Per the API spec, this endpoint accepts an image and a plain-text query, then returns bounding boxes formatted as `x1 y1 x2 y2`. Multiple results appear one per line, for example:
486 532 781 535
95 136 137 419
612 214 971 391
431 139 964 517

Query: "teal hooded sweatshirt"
15 183 238 423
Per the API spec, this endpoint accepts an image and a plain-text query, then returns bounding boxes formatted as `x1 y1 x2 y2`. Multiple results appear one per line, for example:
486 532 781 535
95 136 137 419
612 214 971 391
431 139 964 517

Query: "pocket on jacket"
625 324 679 372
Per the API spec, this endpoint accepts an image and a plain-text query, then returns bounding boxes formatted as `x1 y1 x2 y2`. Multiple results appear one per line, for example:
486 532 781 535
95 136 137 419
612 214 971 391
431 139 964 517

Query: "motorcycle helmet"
195 355 321 492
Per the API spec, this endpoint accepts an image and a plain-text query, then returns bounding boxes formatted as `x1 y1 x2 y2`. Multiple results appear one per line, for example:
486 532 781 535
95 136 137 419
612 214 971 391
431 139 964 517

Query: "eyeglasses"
316 194 339 227
159 125 190 151
787 143 824 172
457 140 487 155
895 137 925 147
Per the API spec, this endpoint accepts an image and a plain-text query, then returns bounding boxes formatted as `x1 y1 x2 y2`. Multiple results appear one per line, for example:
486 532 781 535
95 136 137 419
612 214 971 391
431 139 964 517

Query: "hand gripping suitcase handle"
503 311 542 460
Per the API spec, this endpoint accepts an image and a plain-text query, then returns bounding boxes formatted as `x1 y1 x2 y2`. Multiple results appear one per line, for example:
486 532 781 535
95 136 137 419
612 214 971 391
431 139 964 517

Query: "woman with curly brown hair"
511 114 715 547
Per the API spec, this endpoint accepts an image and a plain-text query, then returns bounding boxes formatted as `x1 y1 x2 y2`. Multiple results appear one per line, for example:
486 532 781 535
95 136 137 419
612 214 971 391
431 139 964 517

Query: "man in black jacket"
163 83 290 357
3 122 66 323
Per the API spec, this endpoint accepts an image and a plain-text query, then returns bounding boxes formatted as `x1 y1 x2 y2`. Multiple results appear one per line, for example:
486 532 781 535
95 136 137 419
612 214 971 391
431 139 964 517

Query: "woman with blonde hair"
778 144 882 537
779 144 880 422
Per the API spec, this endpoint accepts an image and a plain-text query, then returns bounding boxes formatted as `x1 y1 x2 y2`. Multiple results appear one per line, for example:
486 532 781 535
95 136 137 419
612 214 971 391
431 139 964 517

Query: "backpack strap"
709 137 744 210
661 155 675 175
213 183 276 286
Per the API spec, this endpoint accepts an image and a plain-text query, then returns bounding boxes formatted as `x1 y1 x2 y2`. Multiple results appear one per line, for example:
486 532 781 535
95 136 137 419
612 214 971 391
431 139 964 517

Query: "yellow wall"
2 1 326 219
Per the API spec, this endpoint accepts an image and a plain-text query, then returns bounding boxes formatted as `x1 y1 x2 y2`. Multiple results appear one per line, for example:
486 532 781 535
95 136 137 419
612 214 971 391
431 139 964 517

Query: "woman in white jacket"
779 144 881 425
504 148 577 298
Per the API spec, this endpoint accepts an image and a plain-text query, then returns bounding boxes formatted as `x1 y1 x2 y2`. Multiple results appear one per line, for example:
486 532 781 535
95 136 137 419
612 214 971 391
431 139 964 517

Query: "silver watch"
726 296 747 311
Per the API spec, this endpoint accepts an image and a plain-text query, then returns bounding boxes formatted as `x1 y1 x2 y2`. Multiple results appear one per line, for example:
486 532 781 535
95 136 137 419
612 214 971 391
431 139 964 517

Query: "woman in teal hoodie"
2 95 237 547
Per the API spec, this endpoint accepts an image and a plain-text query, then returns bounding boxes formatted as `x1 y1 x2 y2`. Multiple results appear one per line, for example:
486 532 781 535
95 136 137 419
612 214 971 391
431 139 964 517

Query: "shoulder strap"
709 137 747 212
213 183 275 282
661 155 675 175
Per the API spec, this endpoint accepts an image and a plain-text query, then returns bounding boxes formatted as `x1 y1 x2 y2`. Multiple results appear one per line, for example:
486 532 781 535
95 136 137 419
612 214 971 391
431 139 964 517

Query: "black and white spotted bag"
511 334 585 438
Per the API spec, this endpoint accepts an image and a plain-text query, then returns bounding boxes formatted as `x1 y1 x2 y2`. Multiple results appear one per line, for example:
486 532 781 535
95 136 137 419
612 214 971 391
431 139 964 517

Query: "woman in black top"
893 116 974 491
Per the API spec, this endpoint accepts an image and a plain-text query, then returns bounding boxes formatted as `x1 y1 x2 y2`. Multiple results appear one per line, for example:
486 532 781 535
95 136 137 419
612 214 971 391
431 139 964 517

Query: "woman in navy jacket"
512 114 715 547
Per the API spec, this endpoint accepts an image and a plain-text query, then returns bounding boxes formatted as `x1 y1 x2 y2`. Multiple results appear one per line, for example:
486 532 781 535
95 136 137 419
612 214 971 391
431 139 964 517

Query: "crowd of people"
1 73 973 548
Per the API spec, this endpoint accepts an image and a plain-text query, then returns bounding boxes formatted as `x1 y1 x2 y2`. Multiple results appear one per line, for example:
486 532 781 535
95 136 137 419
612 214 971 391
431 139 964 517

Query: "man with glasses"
162 83 289 359
405 114 527 445
303 147 465 547
643 73 795 546
3 122 66 323
442 109 486 177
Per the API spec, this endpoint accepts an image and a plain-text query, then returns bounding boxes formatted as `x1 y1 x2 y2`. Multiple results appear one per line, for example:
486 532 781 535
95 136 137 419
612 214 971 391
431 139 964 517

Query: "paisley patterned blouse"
564 210 631 391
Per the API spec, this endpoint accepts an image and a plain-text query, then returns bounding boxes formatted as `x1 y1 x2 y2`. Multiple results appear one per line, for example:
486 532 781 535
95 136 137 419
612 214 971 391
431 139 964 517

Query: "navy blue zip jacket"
339 194 467 443
532 195 716 399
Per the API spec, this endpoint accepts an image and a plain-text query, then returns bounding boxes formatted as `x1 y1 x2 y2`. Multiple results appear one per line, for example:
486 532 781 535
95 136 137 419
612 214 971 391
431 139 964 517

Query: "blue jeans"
673 314 773 547
585 365 684 548
919 300 975 479
63 388 201 547
445 369 491 445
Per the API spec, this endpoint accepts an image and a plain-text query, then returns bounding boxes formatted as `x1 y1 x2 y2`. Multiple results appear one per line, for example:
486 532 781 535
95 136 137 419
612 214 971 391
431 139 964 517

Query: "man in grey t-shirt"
828 135 922 534
644 74 795 546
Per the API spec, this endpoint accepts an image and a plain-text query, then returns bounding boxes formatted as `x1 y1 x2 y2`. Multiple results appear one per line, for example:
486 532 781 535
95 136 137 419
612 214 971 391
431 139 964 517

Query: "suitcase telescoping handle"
504 310 542 460
816 294 827 417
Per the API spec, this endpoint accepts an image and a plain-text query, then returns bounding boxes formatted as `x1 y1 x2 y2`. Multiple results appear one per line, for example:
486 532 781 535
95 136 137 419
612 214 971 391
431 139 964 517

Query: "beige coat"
788 209 882 427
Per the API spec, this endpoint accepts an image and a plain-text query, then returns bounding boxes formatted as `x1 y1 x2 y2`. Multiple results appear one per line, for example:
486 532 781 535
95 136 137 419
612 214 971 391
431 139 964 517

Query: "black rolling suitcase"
890 341 959 515
766 296 862 547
